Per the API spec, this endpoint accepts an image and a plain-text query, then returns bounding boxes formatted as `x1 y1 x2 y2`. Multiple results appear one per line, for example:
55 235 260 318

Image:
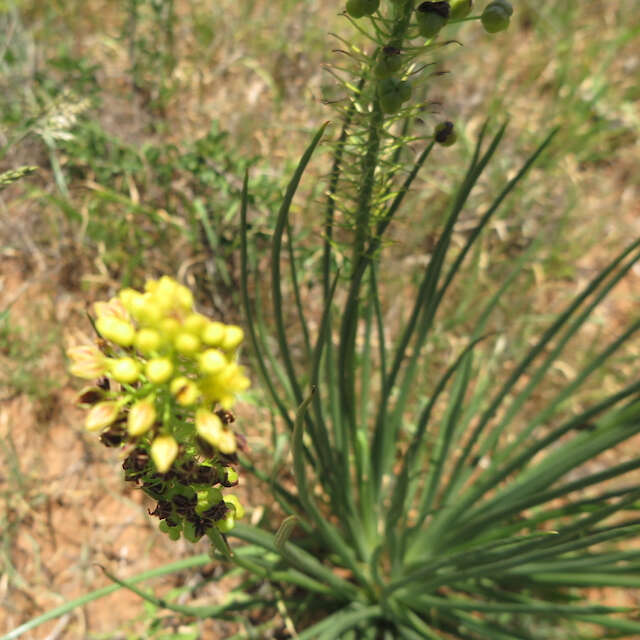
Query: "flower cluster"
68 276 249 542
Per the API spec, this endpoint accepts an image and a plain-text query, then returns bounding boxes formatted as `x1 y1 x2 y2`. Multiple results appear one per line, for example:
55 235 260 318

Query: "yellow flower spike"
170 376 200 406
195 408 223 447
199 349 227 375
224 495 245 519
183 313 208 335
85 401 120 432
128 396 157 436
67 344 107 379
150 434 179 473
175 284 194 311
109 357 141 384
217 429 237 455
202 321 225 346
146 357 174 384
174 331 200 356
220 325 244 352
134 328 162 354
95 316 136 347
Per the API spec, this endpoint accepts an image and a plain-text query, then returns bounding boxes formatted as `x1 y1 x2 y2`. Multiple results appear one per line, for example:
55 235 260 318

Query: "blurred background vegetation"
0 0 638 637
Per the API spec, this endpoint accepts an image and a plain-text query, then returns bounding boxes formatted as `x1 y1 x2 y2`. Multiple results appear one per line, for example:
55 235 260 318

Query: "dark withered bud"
215 409 236 425
202 500 229 522
77 386 106 406
99 424 127 447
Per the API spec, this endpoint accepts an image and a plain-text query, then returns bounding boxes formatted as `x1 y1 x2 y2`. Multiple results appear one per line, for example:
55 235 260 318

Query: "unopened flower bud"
481 0 512 33
170 376 200 406
151 434 179 473
146 357 174 384
416 1 450 39
174 284 194 311
196 408 223 447
135 328 162 354
199 349 227 375
217 429 237 455
174 331 200 356
96 316 135 347
434 121 457 146
202 321 225 346
220 326 244 352
183 313 208 335
85 401 120 431
110 357 141 384
128 396 156 436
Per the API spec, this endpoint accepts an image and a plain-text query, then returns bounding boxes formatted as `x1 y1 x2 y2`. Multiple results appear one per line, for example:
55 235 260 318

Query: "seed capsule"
434 121 457 146
450 0 472 20
416 1 450 39
481 0 513 33
346 0 379 19
378 77 412 115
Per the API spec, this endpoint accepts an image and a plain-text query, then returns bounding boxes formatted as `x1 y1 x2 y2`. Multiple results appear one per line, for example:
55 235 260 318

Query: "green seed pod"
346 0 379 19
416 1 450 39
481 0 513 33
373 46 403 79
378 77 412 115
434 121 457 146
450 0 472 20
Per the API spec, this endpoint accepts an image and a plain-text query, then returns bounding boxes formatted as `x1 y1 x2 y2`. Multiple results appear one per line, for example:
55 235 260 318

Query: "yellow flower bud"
224 494 245 519
217 429 237 455
220 325 244 352
174 331 200 356
195 408 223 447
134 328 162 354
128 396 156 436
199 349 227 375
202 321 225 346
146 357 174 384
175 284 194 311
109 357 141 384
150 434 179 473
183 313 208 335
85 401 120 431
219 394 235 410
96 316 135 347
136 294 164 326
159 317 181 339
170 376 200 406
67 344 107 379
